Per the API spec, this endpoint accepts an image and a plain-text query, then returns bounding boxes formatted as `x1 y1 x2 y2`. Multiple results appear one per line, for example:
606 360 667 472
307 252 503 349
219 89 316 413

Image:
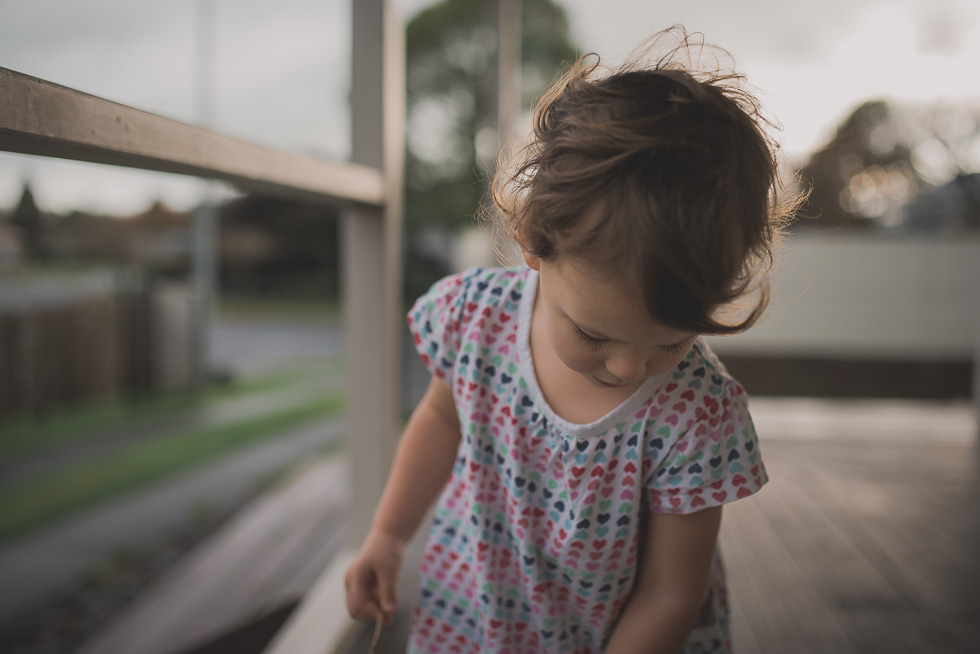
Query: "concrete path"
209 318 344 377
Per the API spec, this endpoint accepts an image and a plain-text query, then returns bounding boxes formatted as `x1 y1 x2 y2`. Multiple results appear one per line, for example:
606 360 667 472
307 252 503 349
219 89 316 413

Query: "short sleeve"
645 380 767 514
406 269 477 382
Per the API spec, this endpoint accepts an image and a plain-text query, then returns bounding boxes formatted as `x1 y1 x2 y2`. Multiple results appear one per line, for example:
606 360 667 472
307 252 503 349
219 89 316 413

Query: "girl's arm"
603 506 723 654
345 376 461 622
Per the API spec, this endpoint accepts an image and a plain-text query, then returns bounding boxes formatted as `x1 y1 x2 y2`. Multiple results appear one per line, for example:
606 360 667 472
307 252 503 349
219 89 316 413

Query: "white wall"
705 233 980 361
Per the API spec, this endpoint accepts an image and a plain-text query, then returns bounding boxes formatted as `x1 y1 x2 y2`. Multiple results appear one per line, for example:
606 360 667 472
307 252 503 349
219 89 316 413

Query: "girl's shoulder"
642 338 751 439
642 339 764 514
408 266 529 328
407 266 529 381
678 338 739 392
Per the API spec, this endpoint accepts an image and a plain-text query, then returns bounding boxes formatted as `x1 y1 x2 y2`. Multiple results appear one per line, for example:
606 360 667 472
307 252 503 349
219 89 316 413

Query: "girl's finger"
345 569 381 622
349 598 383 624
377 576 398 620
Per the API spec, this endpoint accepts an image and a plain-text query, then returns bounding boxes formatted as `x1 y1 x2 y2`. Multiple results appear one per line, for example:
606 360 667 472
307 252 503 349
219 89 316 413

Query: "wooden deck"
341 399 980 654
79 400 980 654
722 433 979 653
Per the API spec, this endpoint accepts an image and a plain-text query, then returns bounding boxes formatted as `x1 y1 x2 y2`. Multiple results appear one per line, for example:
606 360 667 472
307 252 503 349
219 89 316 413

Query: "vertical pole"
472 0 521 270
974 305 980 421
496 0 522 154
345 0 404 549
191 0 217 389
484 0 521 167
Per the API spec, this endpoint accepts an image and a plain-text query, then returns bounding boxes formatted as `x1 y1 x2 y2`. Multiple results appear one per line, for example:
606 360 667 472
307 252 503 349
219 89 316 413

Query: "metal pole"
496 0 522 154
191 0 218 388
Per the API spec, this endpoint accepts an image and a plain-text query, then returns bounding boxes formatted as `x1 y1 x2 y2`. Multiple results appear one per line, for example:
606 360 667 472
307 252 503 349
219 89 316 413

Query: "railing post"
344 0 404 550
262 3 403 652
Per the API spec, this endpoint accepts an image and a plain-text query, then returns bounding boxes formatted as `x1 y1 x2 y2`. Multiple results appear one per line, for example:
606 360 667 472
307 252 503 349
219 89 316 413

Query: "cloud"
916 0 978 56
2 0 978 213
0 0 352 214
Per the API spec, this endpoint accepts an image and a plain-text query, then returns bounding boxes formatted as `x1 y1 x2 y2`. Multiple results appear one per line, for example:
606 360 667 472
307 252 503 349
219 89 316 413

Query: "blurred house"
43 201 191 274
217 195 340 299
126 201 193 273
900 173 980 233
0 222 24 272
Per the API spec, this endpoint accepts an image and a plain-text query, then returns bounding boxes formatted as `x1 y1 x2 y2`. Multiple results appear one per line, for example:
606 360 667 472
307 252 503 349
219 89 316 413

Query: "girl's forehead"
550 256 639 300
543 257 694 343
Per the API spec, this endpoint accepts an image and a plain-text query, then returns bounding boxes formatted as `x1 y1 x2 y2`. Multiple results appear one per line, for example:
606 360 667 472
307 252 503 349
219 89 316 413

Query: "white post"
261 2 403 652
344 0 405 550
974 306 980 417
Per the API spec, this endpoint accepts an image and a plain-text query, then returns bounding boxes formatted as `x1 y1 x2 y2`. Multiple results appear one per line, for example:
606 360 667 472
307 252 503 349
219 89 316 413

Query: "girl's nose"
605 355 646 383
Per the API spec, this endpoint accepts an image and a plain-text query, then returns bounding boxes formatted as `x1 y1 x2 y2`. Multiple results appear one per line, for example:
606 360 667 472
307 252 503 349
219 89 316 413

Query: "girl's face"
526 253 698 391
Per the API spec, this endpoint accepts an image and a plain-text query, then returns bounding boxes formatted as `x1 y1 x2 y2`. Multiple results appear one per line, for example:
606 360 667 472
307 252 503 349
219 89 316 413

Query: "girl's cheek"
558 351 592 373
550 333 593 373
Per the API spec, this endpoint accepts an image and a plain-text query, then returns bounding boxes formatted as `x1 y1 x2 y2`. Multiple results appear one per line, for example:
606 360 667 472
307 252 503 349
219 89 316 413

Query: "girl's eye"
575 327 605 350
663 339 693 354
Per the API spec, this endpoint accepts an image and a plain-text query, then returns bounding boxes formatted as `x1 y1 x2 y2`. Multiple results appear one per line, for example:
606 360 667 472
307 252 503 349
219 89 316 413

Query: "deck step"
77 456 349 654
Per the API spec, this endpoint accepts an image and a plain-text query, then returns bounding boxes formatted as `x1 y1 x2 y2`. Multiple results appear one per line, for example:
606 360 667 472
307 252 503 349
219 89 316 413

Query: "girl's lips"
591 375 627 388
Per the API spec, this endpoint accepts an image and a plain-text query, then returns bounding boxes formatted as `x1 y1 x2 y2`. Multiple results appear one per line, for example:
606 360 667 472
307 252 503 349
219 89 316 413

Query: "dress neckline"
515 267 667 438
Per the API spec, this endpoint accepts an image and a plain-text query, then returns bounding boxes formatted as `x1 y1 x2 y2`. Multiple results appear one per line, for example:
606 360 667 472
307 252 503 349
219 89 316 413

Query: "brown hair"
491 27 802 334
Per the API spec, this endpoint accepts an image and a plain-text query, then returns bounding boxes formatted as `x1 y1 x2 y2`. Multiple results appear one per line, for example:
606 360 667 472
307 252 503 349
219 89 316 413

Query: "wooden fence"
0 279 155 420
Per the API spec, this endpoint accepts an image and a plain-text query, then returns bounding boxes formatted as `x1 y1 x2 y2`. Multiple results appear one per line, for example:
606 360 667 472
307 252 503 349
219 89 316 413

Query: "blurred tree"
404 0 579 236
8 184 46 259
798 99 980 230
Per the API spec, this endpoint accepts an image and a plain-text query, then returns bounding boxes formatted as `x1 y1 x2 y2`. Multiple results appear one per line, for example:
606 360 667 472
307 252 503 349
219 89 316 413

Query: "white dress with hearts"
407 267 767 654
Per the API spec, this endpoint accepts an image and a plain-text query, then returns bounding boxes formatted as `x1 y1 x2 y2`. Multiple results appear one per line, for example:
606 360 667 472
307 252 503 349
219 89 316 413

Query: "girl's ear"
522 251 541 271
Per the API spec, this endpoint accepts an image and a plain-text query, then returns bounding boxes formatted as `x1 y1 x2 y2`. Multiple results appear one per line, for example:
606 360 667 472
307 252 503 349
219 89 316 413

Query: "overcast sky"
1 0 978 215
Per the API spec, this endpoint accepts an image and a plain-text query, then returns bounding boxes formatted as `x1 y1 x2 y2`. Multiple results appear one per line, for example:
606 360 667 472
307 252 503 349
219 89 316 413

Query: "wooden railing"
0 1 404 652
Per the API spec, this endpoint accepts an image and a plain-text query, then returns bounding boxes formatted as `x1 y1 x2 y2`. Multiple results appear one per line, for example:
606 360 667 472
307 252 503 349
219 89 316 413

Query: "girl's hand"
344 529 405 624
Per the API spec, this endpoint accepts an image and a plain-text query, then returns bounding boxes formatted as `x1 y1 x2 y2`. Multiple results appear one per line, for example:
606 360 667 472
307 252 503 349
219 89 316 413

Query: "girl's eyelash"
576 328 692 353
663 339 692 354
575 327 604 349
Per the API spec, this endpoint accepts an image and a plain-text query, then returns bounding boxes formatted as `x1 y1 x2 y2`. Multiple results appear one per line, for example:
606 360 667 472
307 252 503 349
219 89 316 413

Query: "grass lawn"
0 392 345 544
218 296 343 324
0 356 344 460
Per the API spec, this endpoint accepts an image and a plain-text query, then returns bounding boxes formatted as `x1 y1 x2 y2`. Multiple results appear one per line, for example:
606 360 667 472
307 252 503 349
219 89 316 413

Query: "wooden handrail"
0 66 385 208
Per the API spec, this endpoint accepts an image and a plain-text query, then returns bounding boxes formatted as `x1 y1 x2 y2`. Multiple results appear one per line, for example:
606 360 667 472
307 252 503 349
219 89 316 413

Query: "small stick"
368 612 385 653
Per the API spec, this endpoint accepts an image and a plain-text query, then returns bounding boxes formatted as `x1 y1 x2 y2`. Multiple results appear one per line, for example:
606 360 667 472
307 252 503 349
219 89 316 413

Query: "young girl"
346 27 797 653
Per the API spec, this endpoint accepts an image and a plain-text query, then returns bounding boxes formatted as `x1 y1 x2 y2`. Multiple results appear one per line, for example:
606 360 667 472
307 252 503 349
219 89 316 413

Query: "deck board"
723 491 861 654
727 451 915 653
720 416 980 654
77 457 349 654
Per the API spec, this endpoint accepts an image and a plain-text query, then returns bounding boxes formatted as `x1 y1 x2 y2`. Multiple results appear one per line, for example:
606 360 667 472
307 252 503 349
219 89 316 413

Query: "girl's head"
492 27 801 335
